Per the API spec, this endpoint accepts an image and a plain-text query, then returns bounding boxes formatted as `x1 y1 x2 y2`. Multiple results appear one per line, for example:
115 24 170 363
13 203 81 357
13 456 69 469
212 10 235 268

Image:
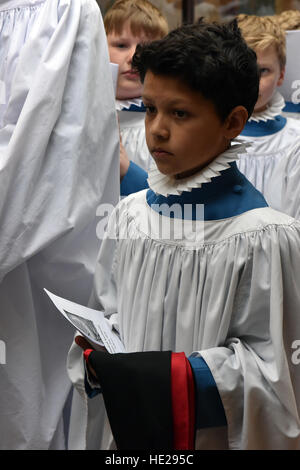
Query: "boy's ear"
223 106 249 140
277 67 285 87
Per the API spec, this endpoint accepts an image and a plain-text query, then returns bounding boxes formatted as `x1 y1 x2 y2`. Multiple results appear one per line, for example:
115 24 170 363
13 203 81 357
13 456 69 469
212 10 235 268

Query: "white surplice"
237 92 300 205
264 138 300 220
91 190 300 449
0 0 119 449
117 99 153 172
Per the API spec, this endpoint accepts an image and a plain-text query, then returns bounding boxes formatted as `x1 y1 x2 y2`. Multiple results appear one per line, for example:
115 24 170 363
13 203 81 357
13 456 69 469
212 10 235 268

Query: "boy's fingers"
75 335 93 351
75 336 99 380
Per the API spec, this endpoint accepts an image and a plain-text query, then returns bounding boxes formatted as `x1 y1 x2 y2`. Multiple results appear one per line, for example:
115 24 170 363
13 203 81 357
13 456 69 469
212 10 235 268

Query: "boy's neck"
174 143 231 180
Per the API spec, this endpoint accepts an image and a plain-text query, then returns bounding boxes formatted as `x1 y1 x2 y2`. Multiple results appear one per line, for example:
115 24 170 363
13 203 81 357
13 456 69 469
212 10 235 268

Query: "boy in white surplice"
236 14 300 217
104 0 168 190
73 21 300 450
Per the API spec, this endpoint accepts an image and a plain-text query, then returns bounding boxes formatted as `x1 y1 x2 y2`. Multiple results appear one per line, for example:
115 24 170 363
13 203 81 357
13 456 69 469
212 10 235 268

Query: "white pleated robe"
75 189 300 449
0 0 119 449
264 139 300 220
237 117 300 203
118 107 152 172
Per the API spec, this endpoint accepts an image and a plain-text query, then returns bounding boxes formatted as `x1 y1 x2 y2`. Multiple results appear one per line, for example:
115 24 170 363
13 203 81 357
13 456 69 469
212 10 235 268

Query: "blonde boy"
104 0 168 101
104 0 168 190
276 9 300 31
237 14 286 114
236 14 300 218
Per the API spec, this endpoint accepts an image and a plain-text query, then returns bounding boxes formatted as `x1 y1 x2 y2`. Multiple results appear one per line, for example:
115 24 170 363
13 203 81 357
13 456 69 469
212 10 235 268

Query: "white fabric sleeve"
67 205 120 392
264 138 300 220
0 0 119 281
194 223 300 449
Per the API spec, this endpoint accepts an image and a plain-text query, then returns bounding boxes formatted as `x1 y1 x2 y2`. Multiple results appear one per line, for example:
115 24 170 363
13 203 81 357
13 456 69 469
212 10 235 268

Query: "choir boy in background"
236 14 300 217
104 0 168 195
275 9 300 120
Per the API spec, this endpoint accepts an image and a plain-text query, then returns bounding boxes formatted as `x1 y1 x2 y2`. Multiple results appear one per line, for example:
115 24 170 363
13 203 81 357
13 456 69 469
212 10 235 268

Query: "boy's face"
143 71 230 179
254 45 285 113
107 20 149 100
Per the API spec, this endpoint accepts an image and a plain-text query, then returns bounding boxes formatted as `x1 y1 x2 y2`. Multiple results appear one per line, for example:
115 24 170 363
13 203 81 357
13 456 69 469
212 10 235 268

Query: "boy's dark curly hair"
132 19 259 121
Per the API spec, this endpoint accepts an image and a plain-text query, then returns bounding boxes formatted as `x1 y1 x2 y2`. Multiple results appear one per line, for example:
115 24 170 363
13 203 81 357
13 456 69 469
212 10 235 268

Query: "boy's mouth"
152 148 173 158
123 70 139 78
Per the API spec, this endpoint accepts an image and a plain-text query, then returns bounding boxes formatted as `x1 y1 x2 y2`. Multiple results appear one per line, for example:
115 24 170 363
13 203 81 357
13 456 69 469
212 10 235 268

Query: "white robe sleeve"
197 222 300 449
0 0 119 450
0 0 119 281
118 110 153 172
67 203 120 450
264 139 300 219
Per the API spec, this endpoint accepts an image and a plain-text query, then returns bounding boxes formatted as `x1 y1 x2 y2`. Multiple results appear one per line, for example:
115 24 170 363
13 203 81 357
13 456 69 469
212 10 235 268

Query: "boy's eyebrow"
110 36 128 41
142 95 190 106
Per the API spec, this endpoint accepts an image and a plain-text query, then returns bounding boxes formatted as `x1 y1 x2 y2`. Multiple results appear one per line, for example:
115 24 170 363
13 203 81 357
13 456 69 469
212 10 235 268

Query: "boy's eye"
145 105 156 115
259 67 270 76
174 109 187 118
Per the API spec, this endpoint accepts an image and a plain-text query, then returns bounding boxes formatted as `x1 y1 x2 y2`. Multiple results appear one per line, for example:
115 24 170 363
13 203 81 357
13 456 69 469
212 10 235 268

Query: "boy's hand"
75 335 101 380
75 335 94 351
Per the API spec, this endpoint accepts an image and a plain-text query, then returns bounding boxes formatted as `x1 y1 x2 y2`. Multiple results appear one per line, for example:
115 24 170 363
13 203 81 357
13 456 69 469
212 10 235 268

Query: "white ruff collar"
147 139 251 196
115 98 143 111
249 91 285 123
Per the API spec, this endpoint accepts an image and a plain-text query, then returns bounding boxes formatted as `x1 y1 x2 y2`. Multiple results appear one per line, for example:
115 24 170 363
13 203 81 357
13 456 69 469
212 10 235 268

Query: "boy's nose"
149 116 170 140
127 45 137 64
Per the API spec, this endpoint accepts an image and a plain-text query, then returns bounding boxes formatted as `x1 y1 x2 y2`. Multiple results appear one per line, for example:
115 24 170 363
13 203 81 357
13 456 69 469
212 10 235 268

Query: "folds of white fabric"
80 191 300 449
264 139 300 220
237 119 300 200
0 0 119 449
118 108 152 172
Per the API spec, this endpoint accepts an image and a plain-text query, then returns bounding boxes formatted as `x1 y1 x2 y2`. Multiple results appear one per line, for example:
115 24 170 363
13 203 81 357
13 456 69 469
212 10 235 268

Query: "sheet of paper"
44 289 125 353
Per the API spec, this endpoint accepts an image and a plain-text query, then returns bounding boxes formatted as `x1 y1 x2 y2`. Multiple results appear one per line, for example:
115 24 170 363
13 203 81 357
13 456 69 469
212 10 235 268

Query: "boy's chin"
116 84 143 101
155 164 201 180
155 164 178 178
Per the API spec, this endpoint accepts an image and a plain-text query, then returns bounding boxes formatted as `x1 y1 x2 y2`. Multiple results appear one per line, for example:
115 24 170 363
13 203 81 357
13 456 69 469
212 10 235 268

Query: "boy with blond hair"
276 9 300 30
236 14 300 218
104 0 168 194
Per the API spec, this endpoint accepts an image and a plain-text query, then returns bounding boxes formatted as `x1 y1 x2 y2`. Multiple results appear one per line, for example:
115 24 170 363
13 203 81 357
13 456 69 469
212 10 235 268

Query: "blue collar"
283 101 300 114
122 103 147 112
240 115 287 137
146 162 268 221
